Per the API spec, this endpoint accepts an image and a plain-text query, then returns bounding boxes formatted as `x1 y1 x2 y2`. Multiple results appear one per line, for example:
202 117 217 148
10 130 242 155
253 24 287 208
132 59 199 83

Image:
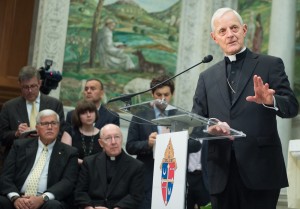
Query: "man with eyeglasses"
0 66 65 171
75 124 144 209
65 78 119 129
0 109 78 209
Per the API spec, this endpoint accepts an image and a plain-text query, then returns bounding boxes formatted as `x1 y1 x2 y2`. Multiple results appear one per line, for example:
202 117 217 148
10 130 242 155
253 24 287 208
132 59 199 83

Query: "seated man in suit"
0 66 65 166
0 109 79 209
66 78 120 130
75 124 144 209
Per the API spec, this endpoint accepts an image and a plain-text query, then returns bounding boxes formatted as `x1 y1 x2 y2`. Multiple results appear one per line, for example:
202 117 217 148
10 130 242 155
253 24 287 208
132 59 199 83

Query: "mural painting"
61 0 181 108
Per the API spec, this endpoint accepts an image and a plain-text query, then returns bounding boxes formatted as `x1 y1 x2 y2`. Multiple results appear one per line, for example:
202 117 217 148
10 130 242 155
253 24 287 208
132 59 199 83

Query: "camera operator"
0 66 65 173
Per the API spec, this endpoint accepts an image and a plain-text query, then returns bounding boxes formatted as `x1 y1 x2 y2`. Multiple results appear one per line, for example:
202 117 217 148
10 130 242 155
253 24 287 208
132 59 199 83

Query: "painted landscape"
61 0 300 109
61 0 180 107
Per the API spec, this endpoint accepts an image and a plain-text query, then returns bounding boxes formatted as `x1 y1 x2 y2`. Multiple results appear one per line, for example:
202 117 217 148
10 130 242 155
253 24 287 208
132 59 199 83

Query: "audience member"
62 100 101 164
0 109 78 209
126 75 201 209
66 78 120 129
75 124 144 209
192 7 299 209
0 66 65 168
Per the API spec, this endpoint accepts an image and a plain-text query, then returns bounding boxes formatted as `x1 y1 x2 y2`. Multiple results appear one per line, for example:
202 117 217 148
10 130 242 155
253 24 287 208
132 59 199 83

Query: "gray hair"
36 109 59 124
18 66 40 82
211 8 244 32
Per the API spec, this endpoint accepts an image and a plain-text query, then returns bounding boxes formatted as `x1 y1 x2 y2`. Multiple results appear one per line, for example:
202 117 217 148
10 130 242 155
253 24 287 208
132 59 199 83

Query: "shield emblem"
160 139 177 205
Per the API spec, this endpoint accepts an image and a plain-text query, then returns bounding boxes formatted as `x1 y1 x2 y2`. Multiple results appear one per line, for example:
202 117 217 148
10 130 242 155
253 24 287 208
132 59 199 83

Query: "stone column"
29 0 70 99
174 0 238 111
268 0 296 166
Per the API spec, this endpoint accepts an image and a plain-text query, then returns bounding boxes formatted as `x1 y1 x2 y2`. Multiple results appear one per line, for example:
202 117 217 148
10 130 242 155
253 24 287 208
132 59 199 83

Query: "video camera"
39 59 62 95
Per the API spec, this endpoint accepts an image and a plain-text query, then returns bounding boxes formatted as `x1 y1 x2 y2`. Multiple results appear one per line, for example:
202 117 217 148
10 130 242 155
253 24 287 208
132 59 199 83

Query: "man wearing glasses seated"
0 109 78 209
75 124 145 209
0 66 65 172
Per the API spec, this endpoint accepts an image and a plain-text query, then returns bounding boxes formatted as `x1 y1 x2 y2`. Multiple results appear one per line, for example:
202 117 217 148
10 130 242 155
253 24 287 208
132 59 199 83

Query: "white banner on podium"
151 130 188 209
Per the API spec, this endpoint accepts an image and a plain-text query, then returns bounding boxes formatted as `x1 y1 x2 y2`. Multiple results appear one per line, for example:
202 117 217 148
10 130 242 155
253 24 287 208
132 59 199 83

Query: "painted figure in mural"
97 18 135 70
252 13 263 53
192 7 299 209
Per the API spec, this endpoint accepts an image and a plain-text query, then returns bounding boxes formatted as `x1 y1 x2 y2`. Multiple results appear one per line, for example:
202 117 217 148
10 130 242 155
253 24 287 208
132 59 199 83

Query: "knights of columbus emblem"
160 138 177 206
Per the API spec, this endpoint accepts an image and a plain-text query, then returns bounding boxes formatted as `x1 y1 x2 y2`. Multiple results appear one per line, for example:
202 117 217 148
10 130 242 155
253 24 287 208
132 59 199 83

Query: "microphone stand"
107 55 213 105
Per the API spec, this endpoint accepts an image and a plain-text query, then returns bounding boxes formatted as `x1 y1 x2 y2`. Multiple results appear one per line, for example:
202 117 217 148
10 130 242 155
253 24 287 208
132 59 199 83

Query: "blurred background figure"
97 18 135 70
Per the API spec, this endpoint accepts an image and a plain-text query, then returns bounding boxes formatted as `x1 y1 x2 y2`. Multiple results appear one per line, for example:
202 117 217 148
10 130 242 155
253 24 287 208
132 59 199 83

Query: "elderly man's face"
210 11 247 55
99 124 122 157
36 115 60 145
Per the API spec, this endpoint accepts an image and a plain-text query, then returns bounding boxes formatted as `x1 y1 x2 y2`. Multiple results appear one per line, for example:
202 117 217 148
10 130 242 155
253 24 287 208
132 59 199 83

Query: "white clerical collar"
226 47 246 62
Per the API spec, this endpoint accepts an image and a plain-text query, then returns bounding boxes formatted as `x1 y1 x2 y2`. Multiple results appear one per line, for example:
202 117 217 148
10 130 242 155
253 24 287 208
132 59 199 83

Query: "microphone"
107 55 213 104
202 55 213 63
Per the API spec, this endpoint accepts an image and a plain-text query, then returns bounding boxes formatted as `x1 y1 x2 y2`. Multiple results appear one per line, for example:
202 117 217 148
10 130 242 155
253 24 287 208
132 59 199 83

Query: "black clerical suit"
192 48 299 209
75 150 145 209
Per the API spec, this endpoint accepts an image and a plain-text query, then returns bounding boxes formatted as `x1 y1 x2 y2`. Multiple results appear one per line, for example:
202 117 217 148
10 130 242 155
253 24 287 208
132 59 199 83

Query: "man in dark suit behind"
0 109 78 209
0 66 65 169
75 124 144 209
126 75 201 209
192 7 299 209
65 78 120 129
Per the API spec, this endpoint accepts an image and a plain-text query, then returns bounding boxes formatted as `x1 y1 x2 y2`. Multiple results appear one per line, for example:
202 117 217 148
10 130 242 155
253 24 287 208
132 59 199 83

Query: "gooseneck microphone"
107 55 213 104
202 55 213 63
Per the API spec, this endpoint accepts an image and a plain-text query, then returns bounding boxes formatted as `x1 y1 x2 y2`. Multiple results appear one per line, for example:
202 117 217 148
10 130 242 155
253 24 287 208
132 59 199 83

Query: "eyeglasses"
38 121 60 127
102 135 121 143
22 84 39 91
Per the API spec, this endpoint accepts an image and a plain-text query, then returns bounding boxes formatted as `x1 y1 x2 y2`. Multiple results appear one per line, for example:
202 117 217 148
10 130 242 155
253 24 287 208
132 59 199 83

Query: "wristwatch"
10 195 20 203
41 193 49 202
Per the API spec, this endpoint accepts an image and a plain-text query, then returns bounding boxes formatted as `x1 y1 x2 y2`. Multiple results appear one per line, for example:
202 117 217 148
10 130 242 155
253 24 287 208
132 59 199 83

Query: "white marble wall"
174 0 238 111
268 0 297 166
30 0 70 99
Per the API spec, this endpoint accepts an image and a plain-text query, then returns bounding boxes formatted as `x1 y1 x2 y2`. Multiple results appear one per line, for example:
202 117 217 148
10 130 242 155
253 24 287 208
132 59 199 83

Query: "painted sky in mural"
104 0 179 12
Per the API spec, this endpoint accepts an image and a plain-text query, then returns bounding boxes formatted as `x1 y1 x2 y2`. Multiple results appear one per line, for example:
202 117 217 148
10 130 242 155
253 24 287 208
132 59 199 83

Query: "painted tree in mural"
90 0 104 67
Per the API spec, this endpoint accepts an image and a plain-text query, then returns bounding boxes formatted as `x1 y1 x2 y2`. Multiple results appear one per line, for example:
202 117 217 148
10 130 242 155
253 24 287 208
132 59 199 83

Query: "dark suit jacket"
66 105 120 129
0 94 65 155
126 110 157 194
0 138 79 201
74 150 144 209
192 49 299 194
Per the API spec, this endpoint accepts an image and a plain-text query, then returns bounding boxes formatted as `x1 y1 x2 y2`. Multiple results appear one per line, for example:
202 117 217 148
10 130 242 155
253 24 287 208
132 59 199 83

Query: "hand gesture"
246 75 275 105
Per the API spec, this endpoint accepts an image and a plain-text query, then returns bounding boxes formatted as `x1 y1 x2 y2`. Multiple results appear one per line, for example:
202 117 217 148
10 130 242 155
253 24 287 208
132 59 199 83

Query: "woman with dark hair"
61 100 101 164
